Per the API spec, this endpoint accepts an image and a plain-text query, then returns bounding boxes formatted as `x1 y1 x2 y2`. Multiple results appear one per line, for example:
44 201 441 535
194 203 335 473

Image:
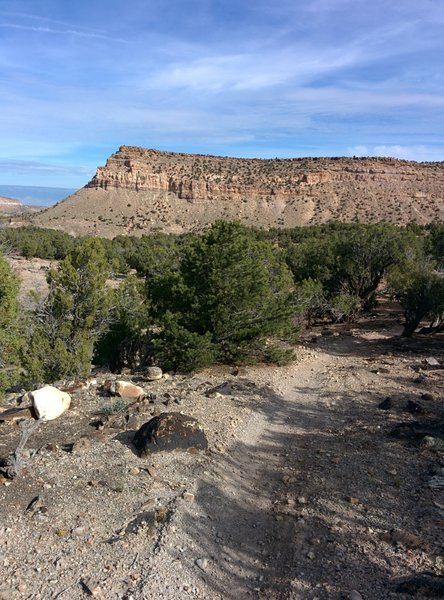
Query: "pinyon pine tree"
23 238 113 383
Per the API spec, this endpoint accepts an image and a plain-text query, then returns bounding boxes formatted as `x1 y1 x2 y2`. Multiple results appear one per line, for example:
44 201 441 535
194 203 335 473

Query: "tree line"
0 221 443 399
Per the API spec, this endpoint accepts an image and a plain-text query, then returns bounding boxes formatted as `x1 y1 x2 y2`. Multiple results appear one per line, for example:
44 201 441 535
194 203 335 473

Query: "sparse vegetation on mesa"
29 147 444 237
0 220 443 394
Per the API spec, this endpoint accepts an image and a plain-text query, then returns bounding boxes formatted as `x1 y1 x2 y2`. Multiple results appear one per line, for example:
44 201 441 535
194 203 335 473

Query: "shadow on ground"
157 331 443 599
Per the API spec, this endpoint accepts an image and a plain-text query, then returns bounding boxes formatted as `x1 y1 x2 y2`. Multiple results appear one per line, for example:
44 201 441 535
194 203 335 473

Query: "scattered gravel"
0 308 443 599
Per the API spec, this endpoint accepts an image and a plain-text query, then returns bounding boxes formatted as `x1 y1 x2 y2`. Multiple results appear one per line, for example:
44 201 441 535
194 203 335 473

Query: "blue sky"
1 0 444 189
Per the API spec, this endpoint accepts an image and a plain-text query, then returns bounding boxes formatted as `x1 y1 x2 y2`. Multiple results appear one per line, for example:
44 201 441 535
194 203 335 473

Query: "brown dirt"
0 305 443 599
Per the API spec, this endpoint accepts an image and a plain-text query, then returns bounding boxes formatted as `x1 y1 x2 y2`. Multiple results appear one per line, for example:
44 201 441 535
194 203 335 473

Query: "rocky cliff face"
33 146 444 237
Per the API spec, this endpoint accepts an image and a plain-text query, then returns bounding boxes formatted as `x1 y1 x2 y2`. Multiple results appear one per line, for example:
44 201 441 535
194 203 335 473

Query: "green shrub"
389 260 444 336
94 275 149 371
263 343 296 366
150 221 294 365
23 238 113 383
152 312 216 372
0 252 22 399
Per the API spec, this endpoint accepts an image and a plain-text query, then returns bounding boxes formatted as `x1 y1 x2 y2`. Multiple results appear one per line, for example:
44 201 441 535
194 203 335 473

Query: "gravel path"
131 330 444 600
1 325 443 600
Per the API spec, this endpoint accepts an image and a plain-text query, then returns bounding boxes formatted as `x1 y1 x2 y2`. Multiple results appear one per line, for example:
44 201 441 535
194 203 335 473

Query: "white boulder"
25 385 71 421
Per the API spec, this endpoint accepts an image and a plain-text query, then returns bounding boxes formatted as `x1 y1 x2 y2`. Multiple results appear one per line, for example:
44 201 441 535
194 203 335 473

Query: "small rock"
146 367 163 381
129 467 140 476
196 558 209 571
231 367 247 376
25 495 44 514
146 465 159 479
424 357 440 368
405 400 425 414
114 381 144 399
346 496 360 505
81 576 101 596
307 551 315 560
349 591 364 600
298 497 307 504
422 435 437 448
182 492 195 503
102 379 114 392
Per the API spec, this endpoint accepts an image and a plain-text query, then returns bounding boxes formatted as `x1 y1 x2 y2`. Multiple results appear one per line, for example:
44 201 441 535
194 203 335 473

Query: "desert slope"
0 196 27 215
33 146 444 237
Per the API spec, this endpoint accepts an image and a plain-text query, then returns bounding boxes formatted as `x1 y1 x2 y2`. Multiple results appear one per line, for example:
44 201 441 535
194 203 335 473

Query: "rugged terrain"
0 196 28 216
32 147 444 237
1 268 443 600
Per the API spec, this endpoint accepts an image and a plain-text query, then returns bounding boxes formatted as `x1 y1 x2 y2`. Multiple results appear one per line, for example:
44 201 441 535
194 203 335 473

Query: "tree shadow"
147 360 443 599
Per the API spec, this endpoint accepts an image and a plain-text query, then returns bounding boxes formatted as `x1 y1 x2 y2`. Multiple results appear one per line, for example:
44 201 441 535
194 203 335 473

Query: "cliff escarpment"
33 146 444 237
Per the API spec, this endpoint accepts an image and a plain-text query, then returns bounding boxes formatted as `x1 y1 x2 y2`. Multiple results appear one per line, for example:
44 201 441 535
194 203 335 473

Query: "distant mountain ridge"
0 185 76 207
32 146 444 237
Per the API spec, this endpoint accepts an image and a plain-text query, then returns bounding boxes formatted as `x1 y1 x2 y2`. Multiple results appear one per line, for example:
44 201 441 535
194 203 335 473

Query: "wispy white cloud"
149 48 359 92
0 22 128 43
0 158 93 176
1 0 444 186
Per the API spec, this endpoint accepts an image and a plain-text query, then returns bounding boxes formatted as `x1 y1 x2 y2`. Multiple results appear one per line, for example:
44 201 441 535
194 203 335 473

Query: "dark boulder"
133 412 208 456
390 421 444 441
395 572 444 596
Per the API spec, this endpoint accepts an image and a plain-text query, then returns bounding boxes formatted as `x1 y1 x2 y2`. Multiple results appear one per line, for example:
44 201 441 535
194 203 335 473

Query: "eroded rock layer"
33 146 444 237
0 196 26 215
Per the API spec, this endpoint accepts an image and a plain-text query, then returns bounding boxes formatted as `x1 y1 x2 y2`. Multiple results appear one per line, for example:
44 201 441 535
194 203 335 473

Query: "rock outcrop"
33 146 444 236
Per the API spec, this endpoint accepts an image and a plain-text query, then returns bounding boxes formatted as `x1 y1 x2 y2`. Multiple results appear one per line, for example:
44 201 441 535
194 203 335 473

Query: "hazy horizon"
0 184 77 206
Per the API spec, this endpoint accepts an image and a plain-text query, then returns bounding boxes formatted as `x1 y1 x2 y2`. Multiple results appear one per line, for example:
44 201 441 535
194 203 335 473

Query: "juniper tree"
23 238 113 383
150 221 294 365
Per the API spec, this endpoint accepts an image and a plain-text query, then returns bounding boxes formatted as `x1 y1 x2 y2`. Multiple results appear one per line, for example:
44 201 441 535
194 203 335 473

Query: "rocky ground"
0 307 443 600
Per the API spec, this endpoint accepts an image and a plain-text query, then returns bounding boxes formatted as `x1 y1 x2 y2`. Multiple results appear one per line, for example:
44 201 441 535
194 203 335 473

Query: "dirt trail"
134 330 444 600
0 325 443 600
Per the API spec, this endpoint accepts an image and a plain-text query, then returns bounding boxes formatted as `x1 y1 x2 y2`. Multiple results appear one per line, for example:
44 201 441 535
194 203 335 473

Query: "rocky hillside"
33 146 444 237
0 196 27 215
